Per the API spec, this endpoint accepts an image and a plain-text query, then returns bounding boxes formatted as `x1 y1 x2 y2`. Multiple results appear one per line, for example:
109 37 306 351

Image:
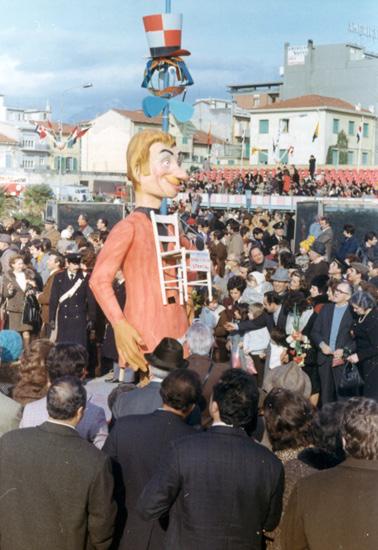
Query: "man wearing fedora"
304 241 329 286
271 268 290 297
104 369 201 550
41 218 60 249
111 337 189 420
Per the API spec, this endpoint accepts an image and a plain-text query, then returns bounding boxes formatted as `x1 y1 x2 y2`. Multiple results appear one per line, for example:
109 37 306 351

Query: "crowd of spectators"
0 206 377 549
181 165 378 198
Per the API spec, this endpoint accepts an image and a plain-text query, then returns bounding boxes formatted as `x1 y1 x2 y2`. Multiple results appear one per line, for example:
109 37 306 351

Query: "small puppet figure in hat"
90 129 192 381
141 13 194 122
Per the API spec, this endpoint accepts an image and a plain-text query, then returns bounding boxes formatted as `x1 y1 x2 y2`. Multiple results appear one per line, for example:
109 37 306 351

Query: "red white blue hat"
143 13 190 58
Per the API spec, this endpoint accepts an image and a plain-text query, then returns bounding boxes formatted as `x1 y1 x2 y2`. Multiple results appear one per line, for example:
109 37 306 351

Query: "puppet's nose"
167 165 188 185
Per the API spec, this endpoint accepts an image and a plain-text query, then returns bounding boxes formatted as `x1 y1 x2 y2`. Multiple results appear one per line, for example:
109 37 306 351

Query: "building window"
362 152 369 165
22 159 34 168
331 149 339 165
258 149 268 164
253 96 260 107
39 157 45 166
347 151 354 165
280 119 289 133
279 149 288 164
5 154 12 169
259 119 269 134
348 121 355 136
363 123 369 138
182 137 188 145
332 119 340 134
22 139 35 149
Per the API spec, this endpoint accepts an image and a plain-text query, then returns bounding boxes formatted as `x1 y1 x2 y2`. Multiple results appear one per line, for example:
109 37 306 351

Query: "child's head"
247 273 257 287
246 270 265 288
248 302 264 320
234 302 249 321
270 327 287 347
205 289 221 311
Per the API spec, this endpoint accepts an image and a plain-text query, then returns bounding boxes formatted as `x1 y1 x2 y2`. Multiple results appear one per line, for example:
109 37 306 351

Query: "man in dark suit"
282 397 378 550
0 376 116 550
186 321 228 427
138 370 284 550
315 216 334 261
104 369 201 550
311 281 355 404
111 337 189 420
49 252 96 347
263 290 287 332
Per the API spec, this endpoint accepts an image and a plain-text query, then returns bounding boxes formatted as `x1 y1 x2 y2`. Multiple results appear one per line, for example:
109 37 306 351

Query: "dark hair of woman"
284 290 309 315
9 254 24 268
227 276 246 294
12 339 54 406
80 249 97 271
279 251 296 269
264 388 314 452
41 238 52 253
306 402 347 466
234 302 249 321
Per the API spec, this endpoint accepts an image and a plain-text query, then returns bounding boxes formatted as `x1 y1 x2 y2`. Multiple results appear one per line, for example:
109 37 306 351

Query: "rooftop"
0 133 18 145
193 130 224 146
114 109 162 125
253 94 372 114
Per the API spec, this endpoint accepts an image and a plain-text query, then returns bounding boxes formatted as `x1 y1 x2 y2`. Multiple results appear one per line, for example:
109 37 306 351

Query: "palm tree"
22 184 54 218
0 188 17 219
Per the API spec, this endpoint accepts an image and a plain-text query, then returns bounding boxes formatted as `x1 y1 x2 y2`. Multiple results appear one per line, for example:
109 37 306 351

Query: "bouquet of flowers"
286 304 312 366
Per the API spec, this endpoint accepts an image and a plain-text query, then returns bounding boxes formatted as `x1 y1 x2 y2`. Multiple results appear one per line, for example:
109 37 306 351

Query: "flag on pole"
207 125 212 152
356 125 362 143
312 122 319 142
251 147 261 155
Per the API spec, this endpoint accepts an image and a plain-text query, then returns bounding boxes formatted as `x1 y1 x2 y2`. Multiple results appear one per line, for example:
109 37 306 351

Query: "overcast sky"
0 0 376 121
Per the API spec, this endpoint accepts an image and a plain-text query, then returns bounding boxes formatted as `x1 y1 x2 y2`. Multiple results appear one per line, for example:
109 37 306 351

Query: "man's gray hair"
186 321 214 356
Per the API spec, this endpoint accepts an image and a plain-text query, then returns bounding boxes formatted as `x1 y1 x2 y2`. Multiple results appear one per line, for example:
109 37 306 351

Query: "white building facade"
249 94 376 167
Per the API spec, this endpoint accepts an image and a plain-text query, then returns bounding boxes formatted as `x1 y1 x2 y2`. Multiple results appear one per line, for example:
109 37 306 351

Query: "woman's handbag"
22 294 42 330
338 361 364 396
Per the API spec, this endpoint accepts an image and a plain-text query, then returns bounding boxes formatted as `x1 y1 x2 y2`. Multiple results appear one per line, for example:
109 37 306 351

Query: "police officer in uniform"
49 253 96 348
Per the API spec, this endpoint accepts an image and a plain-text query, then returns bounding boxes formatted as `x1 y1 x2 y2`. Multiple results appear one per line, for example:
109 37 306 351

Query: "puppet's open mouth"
165 175 181 186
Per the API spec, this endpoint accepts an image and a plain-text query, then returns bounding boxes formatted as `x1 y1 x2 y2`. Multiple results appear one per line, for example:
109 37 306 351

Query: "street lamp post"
160 0 172 214
56 83 93 199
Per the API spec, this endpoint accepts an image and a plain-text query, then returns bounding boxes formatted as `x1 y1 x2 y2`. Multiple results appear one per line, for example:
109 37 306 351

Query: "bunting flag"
251 147 261 155
34 123 48 140
312 122 319 142
67 124 91 148
356 125 362 143
272 138 277 153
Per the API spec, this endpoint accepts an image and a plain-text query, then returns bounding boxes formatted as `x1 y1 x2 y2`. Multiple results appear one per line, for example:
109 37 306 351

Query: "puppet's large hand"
113 319 148 372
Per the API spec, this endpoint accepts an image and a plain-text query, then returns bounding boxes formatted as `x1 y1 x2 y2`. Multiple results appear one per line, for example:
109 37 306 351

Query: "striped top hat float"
143 13 190 58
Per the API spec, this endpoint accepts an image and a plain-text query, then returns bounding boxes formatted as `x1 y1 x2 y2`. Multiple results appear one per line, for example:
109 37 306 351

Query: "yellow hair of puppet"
127 129 176 190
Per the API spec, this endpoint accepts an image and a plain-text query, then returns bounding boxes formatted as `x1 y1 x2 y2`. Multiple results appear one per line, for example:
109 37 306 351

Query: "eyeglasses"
334 288 351 295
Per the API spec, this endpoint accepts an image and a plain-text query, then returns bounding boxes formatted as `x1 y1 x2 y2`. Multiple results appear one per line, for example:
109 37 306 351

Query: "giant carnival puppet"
90 11 195 379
